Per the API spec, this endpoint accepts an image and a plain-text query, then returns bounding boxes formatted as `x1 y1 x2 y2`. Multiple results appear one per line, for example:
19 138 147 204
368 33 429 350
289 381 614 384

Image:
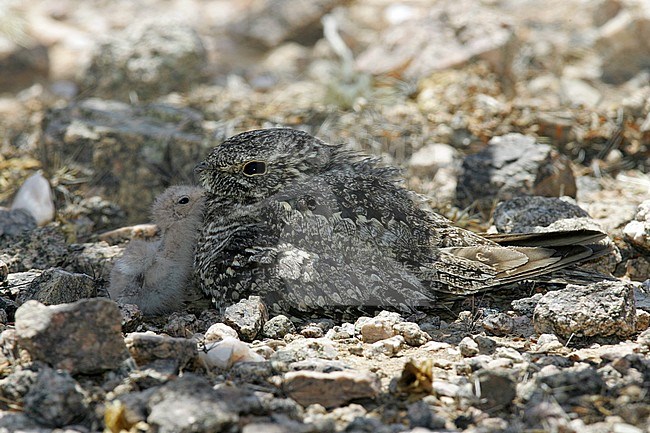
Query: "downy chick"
109 185 205 315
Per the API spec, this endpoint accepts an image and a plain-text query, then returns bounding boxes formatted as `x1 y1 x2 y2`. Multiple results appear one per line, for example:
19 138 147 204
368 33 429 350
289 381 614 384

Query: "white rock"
199 337 264 370
560 77 602 108
366 335 404 357
535 333 564 352
358 311 403 343
204 323 239 343
409 142 457 176
623 220 646 244
11 172 55 226
432 381 460 397
458 336 479 357
421 341 452 351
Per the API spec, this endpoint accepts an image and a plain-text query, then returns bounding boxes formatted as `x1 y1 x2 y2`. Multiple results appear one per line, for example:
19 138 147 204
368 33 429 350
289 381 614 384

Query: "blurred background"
0 0 648 237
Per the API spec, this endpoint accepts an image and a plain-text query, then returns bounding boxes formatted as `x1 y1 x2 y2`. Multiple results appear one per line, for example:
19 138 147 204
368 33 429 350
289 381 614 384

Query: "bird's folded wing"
436 243 602 294
482 229 607 247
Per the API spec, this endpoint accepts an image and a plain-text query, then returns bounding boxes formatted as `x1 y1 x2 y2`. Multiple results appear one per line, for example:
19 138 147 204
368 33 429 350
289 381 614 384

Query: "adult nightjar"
194 128 606 318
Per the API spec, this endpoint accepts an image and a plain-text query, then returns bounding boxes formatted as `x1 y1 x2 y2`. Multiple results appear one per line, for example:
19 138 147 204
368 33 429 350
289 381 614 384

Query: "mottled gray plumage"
195 128 606 318
109 185 205 315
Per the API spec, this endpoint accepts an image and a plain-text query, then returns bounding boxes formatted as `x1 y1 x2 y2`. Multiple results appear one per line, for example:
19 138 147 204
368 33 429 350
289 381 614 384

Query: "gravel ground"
0 0 649 432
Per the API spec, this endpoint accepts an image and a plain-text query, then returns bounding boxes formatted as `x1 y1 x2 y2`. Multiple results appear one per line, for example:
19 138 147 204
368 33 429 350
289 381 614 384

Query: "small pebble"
459 336 479 357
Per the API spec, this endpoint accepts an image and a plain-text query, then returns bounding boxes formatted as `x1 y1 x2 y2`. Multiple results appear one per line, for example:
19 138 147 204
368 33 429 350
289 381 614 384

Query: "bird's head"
151 185 205 231
196 128 334 204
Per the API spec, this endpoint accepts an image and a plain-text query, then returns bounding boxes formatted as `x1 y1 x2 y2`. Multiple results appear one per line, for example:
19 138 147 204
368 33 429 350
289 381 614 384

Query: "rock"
40 98 209 223
125 332 198 373
474 335 497 355
283 370 381 408
357 310 403 343
459 336 479 357
163 312 200 338
300 323 324 338
393 321 430 346
0 208 36 237
204 323 239 342
623 200 650 254
16 268 97 306
65 241 123 281
473 369 516 410
0 367 38 406
2 271 40 315
626 256 650 282
408 143 458 177
23 366 89 428
0 259 7 283
533 281 637 340
263 314 296 339
559 77 602 108
595 9 650 83
98 223 158 245
533 364 605 406
366 335 404 357
288 358 348 373
0 224 68 273
493 196 591 233
356 0 516 80
325 322 356 340
223 296 268 341
80 20 207 101
15 298 129 374
482 312 515 336
637 328 650 348
199 337 265 370
491 195 618 273
271 337 338 363
146 374 238 433
10 171 55 226
231 0 346 48
511 294 543 317
118 303 143 333
60 195 127 236
455 134 576 212
534 334 564 352
406 400 446 429
636 309 650 332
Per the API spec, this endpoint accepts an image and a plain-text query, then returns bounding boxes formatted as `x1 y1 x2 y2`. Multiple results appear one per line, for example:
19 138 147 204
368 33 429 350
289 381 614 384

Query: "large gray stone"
146 374 238 433
15 298 129 374
23 367 89 428
16 268 97 306
456 134 576 213
223 296 268 342
0 224 68 273
533 281 637 340
125 332 198 373
283 370 380 408
493 196 592 234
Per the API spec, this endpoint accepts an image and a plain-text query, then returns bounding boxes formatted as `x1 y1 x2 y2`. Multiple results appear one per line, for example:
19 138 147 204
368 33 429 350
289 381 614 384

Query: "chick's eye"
177 196 190 204
242 161 267 176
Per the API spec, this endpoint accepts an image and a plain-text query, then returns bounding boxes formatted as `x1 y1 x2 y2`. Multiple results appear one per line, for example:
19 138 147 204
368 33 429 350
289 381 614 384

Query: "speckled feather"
195 128 605 318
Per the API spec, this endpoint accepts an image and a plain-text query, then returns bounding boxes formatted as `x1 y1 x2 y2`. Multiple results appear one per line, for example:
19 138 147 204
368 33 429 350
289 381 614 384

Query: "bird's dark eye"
242 161 267 176
178 196 190 204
